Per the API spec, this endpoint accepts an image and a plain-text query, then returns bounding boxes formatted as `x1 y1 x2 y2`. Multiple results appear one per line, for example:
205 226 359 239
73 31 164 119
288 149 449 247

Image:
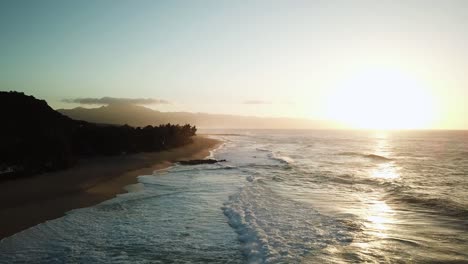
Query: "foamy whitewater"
1 130 468 263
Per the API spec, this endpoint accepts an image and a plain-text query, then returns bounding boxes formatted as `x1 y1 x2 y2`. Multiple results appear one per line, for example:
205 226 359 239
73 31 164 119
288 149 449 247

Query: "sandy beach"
0 136 221 239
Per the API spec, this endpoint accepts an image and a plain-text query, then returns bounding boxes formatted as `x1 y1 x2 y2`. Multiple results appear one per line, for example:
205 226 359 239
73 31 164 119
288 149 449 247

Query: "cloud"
62 97 171 105
243 100 272 105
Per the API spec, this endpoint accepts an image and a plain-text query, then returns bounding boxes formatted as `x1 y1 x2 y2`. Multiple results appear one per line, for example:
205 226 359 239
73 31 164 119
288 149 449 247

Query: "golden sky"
1 1 467 129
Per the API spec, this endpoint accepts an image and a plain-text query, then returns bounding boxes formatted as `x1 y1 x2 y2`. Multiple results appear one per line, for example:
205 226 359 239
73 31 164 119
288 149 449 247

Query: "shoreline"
0 136 221 240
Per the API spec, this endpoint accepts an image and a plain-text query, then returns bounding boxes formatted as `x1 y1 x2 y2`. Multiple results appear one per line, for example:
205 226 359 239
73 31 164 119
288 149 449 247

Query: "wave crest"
338 152 392 161
223 184 356 263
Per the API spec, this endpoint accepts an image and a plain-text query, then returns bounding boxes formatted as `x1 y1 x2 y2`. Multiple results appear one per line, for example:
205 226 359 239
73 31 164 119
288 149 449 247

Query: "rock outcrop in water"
0 91 197 180
179 159 226 165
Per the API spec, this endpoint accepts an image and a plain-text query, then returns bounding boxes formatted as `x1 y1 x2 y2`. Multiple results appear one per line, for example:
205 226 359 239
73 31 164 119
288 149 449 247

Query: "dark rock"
179 159 226 165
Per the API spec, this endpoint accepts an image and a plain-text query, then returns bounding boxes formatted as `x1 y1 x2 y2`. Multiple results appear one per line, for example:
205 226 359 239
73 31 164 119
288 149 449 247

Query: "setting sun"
325 69 435 130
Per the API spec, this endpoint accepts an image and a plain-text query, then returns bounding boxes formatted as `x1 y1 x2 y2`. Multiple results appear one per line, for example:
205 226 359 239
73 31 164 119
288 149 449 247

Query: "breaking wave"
338 152 392 161
222 183 356 263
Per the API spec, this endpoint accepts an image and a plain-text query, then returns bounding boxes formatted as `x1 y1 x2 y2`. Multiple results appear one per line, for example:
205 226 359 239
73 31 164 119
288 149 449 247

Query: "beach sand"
0 136 221 239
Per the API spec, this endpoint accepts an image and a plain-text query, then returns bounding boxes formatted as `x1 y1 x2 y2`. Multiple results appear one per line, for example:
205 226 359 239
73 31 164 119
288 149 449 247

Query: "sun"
325 69 435 130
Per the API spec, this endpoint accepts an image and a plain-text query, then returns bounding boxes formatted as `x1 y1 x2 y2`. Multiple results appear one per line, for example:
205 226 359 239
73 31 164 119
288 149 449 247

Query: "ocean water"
1 130 468 263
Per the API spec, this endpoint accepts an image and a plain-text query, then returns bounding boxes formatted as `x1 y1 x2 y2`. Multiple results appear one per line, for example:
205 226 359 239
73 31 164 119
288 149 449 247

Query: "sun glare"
325 69 435 130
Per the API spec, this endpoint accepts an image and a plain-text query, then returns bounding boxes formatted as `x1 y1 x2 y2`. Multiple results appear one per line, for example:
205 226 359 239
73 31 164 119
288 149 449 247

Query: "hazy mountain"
57 104 342 129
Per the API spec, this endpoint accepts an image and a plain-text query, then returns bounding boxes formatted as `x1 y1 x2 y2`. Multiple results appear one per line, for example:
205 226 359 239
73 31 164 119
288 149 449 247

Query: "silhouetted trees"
71 122 196 156
0 92 197 180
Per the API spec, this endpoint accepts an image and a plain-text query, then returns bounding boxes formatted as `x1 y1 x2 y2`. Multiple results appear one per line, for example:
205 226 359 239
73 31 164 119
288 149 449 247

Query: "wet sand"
0 136 221 239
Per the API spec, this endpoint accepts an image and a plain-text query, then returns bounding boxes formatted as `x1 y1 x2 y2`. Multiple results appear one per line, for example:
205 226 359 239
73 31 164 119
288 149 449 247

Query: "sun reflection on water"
371 133 400 180
371 163 400 179
365 200 394 238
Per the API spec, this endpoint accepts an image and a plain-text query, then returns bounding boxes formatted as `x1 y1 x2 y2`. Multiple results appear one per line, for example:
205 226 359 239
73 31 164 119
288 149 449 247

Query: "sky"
0 0 467 129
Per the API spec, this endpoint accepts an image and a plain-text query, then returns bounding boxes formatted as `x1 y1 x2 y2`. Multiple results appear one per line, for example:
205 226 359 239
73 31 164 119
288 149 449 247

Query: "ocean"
1 130 467 263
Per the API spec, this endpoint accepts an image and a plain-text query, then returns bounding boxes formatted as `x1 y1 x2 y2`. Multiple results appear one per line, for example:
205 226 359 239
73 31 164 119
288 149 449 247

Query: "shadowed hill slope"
0 92 196 179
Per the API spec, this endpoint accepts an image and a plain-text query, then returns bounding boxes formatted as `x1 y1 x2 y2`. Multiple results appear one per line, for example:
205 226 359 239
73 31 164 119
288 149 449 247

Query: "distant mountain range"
58 104 342 129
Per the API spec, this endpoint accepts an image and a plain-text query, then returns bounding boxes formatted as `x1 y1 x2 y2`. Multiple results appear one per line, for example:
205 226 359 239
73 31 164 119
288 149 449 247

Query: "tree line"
0 92 197 179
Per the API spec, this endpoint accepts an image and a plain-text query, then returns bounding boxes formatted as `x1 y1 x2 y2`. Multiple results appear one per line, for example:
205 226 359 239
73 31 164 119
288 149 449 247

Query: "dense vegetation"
0 91 196 179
